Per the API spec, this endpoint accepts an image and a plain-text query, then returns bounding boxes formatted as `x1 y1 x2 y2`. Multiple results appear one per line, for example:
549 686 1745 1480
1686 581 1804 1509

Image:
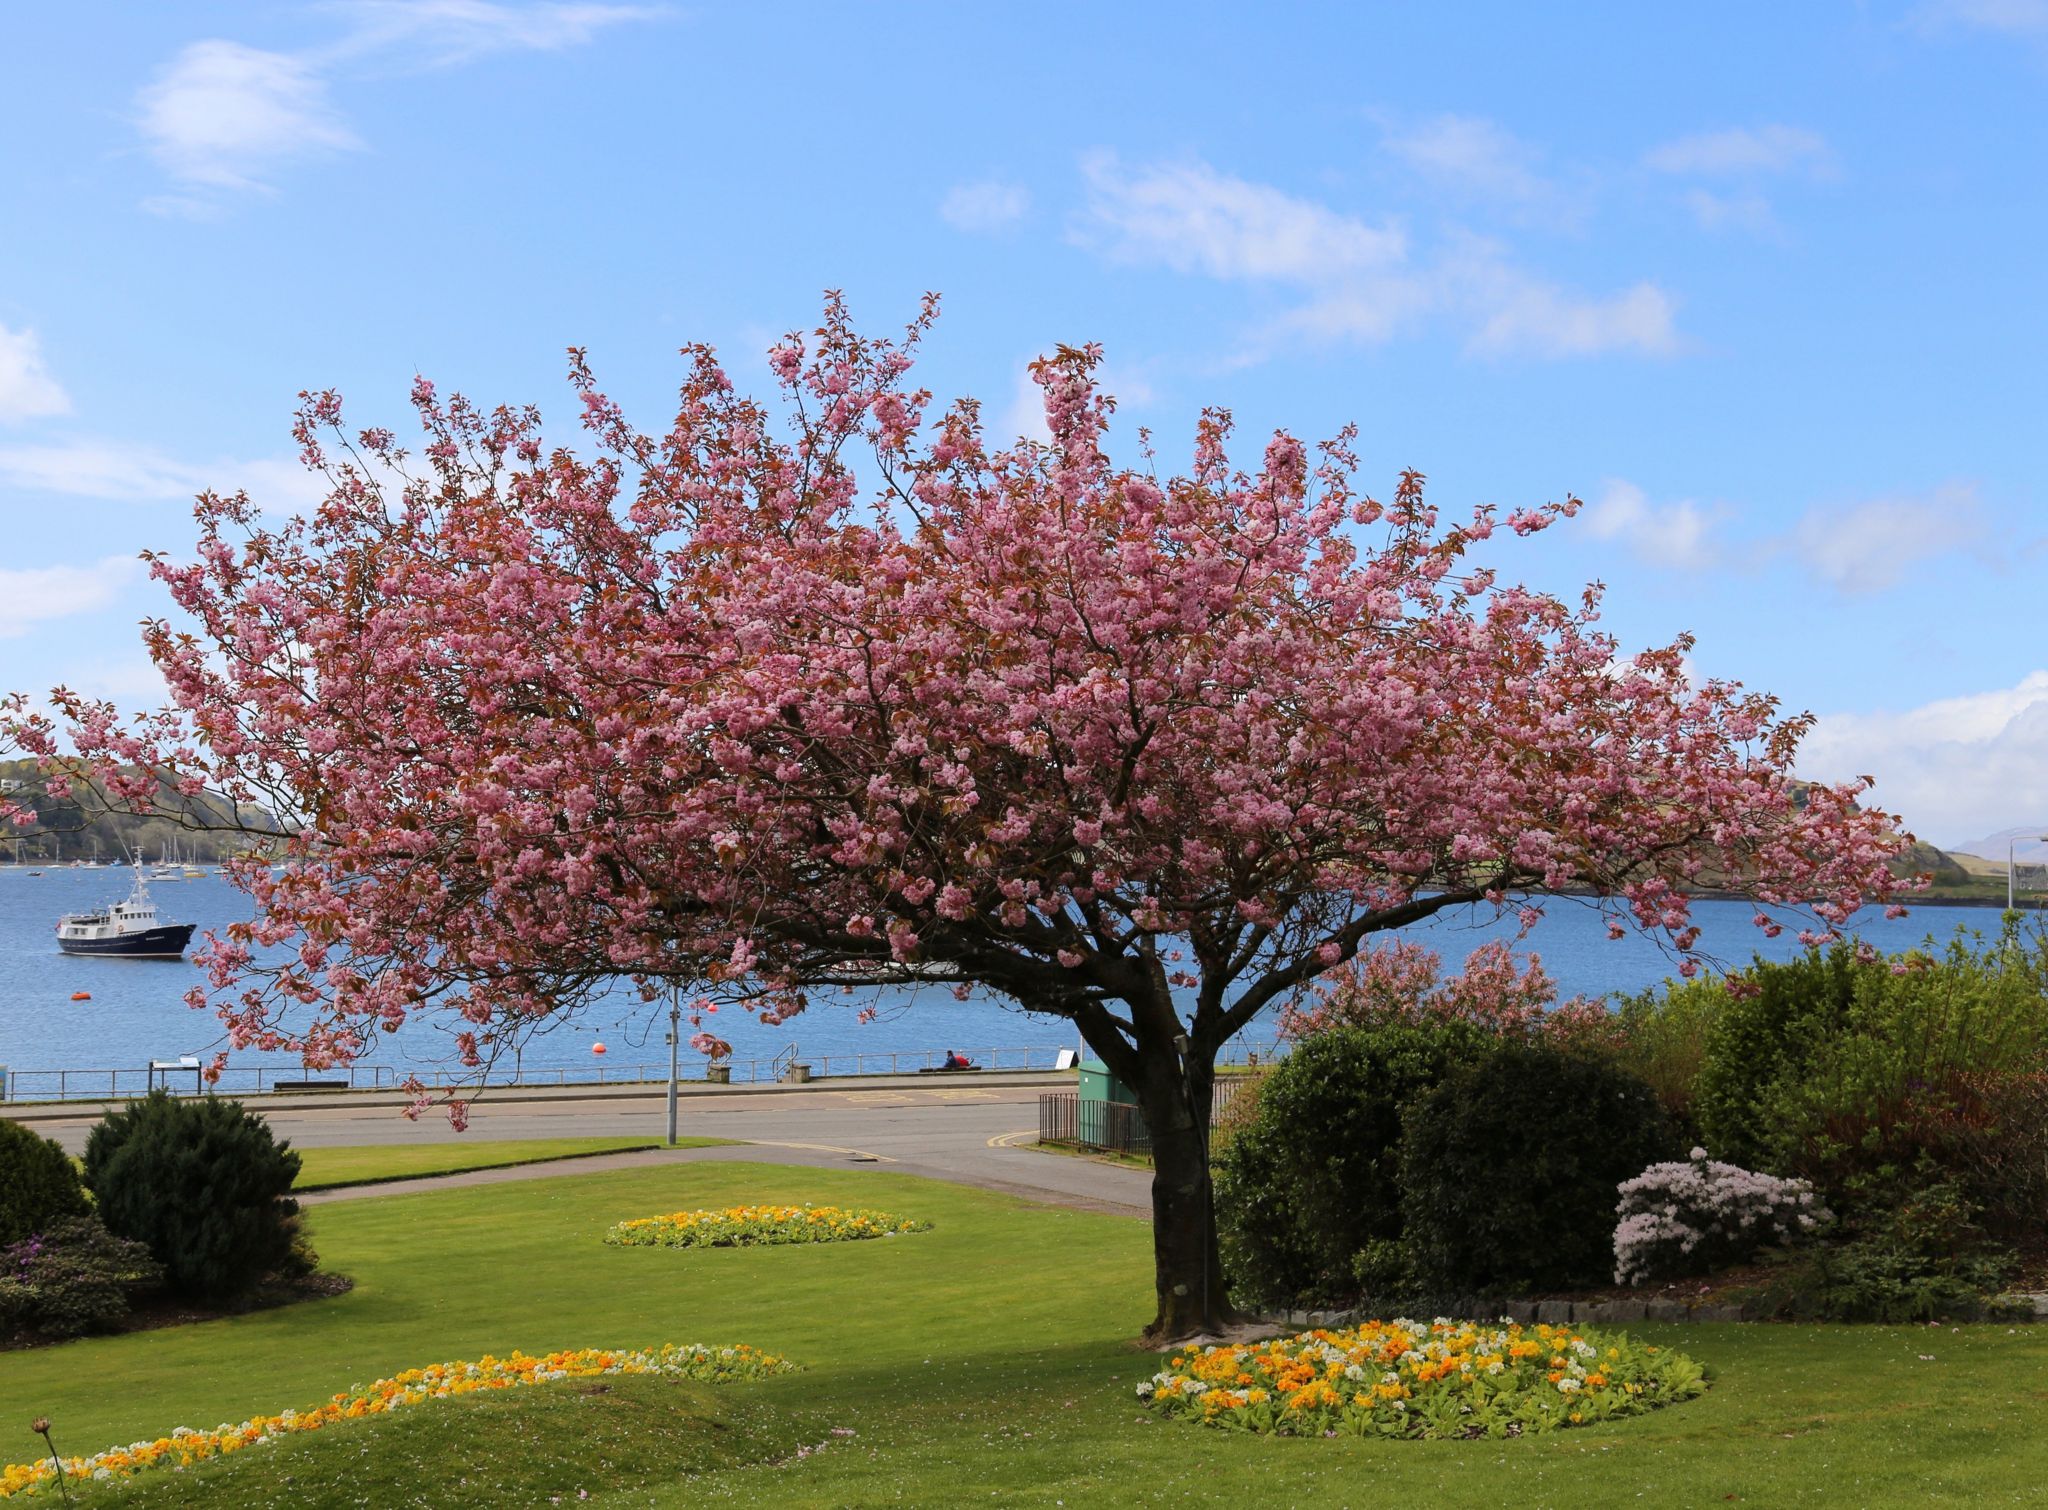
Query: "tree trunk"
1131 1053 1239 1343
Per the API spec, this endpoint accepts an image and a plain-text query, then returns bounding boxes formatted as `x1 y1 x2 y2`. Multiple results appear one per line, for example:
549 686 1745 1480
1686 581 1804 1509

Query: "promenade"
5 1070 1155 1218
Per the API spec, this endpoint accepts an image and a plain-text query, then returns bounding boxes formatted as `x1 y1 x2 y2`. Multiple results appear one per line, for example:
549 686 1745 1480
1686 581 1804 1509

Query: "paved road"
14 1077 1155 1217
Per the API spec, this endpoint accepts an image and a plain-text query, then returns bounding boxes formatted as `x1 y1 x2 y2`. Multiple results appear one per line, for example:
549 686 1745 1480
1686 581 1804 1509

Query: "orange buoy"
591 1041 607 1055
70 991 91 1001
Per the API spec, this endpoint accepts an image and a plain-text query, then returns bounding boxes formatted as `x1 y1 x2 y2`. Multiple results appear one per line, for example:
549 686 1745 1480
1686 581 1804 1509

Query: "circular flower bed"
1140 1319 1705 1438
0 1343 793 1499
604 1204 930 1249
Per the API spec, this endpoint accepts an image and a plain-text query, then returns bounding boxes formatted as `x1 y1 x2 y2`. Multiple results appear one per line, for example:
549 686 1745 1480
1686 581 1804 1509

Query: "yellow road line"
986 1129 1037 1148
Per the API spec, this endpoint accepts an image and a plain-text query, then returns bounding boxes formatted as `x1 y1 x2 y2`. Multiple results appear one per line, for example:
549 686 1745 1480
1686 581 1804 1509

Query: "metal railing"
1036 1071 1267 1158
0 1041 1273 1105
0 1043 1094 1103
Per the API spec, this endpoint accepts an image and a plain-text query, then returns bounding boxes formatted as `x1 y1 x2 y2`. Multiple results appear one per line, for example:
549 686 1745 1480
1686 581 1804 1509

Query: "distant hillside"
0 759 287 863
1951 826 2048 866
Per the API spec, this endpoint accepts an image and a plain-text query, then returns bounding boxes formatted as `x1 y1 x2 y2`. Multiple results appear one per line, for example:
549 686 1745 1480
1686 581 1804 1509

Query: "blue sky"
1 2 2044 847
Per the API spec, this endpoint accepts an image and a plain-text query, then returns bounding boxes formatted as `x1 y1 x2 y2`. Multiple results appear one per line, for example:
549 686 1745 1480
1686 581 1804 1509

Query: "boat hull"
58 924 197 959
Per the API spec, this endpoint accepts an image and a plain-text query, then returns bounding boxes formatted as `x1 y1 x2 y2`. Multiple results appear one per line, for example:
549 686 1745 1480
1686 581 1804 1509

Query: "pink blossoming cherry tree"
7 299 1907 1340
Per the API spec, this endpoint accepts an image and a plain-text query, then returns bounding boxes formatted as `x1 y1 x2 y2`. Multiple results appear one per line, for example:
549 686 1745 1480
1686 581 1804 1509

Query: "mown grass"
291 1136 724 1190
3 1164 2045 1506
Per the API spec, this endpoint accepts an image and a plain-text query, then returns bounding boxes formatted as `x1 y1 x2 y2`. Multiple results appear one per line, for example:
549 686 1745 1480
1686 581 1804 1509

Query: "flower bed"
604 1204 930 1249
1140 1319 1705 1438
0 1343 793 1499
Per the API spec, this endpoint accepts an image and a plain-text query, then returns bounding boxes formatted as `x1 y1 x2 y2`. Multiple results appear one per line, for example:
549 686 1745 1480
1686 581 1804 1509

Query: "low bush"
82 1090 303 1301
1214 1022 1486 1308
0 1214 161 1340
1690 927 2048 1193
1400 1043 1678 1292
1759 1236 2020 1323
0 1119 89 1247
1613 1149 1828 1286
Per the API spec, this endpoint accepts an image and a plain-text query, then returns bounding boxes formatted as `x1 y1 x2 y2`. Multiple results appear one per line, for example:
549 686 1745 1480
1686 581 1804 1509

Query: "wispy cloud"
1645 124 1834 178
1679 188 1779 236
0 438 329 510
138 41 360 203
135 4 659 212
324 2 664 65
1074 153 1676 361
1645 124 1834 234
0 325 73 424
1078 152 1407 282
1789 483 1985 594
940 179 1031 234
1916 0 2048 36
1377 113 1585 225
0 556 143 637
1581 479 1719 566
1800 670 2048 845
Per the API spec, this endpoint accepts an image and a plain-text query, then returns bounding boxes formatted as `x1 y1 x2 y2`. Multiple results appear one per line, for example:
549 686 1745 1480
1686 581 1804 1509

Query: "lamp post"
665 992 682 1147
2008 836 2048 911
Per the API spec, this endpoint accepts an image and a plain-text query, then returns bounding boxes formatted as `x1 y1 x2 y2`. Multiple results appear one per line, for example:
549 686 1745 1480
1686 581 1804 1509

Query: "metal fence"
0 1044 1089 1104
1037 1071 1268 1157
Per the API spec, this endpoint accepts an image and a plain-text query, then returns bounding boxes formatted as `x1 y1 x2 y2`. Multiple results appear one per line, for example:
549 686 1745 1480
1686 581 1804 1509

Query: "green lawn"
3 1164 2045 1505
290 1136 724 1190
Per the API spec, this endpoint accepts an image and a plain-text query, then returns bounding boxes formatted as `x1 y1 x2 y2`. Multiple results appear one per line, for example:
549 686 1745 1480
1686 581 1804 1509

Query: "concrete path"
13 1075 1155 1219
298 1140 1150 1219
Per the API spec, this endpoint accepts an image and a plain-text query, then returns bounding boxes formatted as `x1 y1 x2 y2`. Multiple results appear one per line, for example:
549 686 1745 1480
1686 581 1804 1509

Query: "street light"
2009 836 2048 911
665 990 682 1147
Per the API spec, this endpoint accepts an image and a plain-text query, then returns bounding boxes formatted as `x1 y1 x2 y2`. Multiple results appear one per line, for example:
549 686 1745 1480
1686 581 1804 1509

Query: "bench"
917 1065 984 1074
272 1079 350 1092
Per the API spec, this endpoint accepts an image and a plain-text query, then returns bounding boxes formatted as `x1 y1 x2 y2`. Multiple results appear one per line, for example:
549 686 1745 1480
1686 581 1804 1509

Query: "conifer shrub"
0 1118 89 1247
82 1090 304 1300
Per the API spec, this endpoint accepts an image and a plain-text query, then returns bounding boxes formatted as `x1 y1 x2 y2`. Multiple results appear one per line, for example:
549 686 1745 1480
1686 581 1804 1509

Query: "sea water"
0 866 2012 1085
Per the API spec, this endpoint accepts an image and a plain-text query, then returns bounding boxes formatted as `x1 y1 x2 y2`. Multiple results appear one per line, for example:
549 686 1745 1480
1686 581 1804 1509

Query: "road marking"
752 1140 897 1164
986 1129 1037 1148
838 1091 916 1104
931 1089 997 1101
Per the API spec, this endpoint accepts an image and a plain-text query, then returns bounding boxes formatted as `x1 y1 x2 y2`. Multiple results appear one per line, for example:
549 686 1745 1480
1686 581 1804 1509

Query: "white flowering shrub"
1613 1148 1830 1286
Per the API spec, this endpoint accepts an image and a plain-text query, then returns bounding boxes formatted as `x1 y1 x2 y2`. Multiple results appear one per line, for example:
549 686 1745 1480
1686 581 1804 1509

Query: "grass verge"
2 1164 2045 1505
291 1136 728 1190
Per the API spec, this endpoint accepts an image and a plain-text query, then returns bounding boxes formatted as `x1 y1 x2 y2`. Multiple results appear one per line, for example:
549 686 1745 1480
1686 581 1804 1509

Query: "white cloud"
1000 366 1054 445
1789 483 1984 594
0 438 328 510
1681 188 1780 236
323 2 664 65
1918 0 2048 35
940 179 1031 234
0 556 143 637
1073 153 1675 361
1457 254 1679 358
1581 479 1718 565
1078 152 1408 283
138 41 361 195
1801 671 2048 846
1645 124 1834 178
1380 113 1563 213
135 6 657 208
0 325 72 423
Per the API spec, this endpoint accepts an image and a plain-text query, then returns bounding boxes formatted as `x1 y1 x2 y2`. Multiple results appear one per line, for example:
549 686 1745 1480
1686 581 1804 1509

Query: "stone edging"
1276 1297 1756 1327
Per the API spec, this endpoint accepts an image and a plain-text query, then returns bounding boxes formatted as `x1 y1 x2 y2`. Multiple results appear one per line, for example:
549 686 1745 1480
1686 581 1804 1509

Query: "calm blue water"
0 866 2010 1086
